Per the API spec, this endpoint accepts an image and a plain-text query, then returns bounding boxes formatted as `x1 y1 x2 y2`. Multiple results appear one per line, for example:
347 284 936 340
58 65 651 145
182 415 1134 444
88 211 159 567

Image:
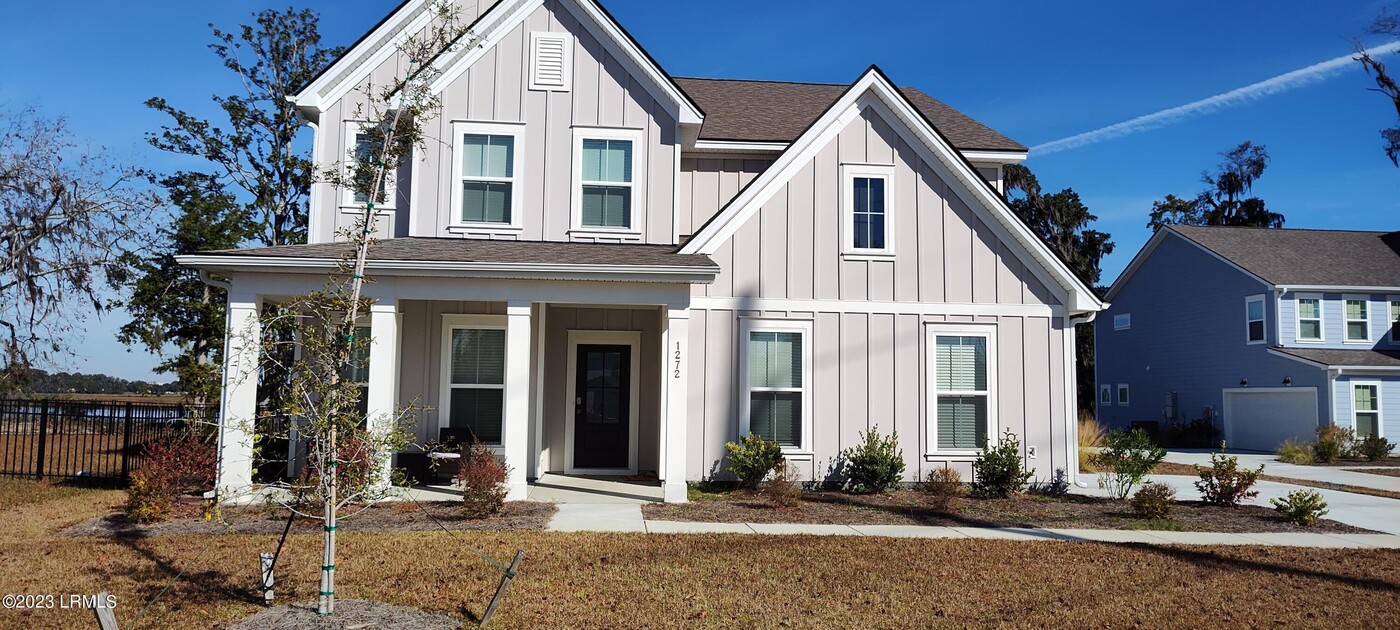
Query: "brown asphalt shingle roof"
1271 347 1400 368
1170 225 1400 287
673 77 1026 152
204 237 718 268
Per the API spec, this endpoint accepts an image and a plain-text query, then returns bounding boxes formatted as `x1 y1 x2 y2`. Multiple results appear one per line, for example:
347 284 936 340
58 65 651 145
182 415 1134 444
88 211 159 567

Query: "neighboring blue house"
1097 225 1400 452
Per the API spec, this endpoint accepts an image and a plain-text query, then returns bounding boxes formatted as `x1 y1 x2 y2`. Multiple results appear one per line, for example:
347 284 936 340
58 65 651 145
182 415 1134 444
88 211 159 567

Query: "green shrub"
919 467 965 509
1271 489 1329 526
971 430 1035 499
1130 482 1176 519
1357 434 1396 462
1276 440 1315 465
1314 425 1352 463
1029 469 1071 497
125 468 174 523
842 426 905 493
1194 448 1263 507
1091 428 1167 499
724 433 783 488
761 460 803 509
456 441 509 519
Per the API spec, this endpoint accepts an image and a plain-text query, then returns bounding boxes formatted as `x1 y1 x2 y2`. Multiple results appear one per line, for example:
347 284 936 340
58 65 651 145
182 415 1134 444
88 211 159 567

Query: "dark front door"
574 344 630 469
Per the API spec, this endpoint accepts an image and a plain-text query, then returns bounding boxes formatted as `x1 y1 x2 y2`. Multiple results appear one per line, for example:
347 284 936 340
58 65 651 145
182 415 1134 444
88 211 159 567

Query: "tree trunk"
319 425 337 616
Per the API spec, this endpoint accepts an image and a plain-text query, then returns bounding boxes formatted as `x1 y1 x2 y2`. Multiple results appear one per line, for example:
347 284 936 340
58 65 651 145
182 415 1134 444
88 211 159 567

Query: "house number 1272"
673 342 682 378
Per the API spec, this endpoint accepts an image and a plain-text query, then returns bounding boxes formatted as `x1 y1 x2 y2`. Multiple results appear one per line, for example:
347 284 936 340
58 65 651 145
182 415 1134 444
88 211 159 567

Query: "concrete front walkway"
1163 450 1400 493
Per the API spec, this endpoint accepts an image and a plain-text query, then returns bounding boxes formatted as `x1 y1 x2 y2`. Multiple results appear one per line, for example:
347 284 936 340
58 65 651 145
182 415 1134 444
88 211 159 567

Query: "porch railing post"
34 401 48 480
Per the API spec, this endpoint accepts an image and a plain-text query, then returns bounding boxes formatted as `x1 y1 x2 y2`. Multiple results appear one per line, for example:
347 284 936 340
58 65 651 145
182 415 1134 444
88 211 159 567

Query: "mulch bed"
643 489 1372 533
59 499 556 538
1344 468 1400 478
1298 457 1400 468
228 599 461 629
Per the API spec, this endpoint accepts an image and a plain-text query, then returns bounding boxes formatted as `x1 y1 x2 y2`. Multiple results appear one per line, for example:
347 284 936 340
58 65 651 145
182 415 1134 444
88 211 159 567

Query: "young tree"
1356 8 1400 166
1003 165 1115 409
1147 141 1285 230
0 108 153 392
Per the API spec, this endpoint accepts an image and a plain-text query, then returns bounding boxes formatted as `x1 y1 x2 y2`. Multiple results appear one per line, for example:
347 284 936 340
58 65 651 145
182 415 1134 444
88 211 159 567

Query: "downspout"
1068 311 1098 488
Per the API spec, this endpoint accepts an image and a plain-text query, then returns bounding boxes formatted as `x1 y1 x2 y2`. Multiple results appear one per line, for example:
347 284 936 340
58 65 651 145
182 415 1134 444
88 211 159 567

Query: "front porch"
404 473 664 504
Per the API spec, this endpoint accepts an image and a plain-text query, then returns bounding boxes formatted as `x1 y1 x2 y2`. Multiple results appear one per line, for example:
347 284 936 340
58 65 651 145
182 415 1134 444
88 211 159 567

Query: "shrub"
971 430 1034 499
1276 440 1315 465
1193 449 1263 507
919 467 965 509
1356 434 1396 462
1029 469 1071 497
724 433 783 489
1091 428 1167 500
841 426 905 493
1130 482 1176 519
761 460 803 509
1271 489 1329 526
456 441 510 519
1313 425 1352 463
1078 414 1106 473
125 467 174 523
123 432 216 524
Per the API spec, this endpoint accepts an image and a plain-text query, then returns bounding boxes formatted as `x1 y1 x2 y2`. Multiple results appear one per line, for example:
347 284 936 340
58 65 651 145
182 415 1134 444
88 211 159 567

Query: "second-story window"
1245 295 1265 344
841 164 894 255
580 138 633 229
1391 299 1400 343
1297 296 1322 341
460 134 515 224
1345 298 1370 342
343 124 395 210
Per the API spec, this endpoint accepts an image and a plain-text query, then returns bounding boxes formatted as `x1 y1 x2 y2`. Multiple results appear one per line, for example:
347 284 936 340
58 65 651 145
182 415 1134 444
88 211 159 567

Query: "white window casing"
1099 384 1112 406
449 120 525 234
1117 384 1130 406
1390 297 1400 344
1351 381 1383 438
1113 313 1131 331
340 121 397 211
840 163 895 258
1245 294 1266 344
1296 294 1323 342
925 323 998 457
570 127 644 239
528 32 572 92
439 314 508 446
1344 295 1370 343
738 318 813 457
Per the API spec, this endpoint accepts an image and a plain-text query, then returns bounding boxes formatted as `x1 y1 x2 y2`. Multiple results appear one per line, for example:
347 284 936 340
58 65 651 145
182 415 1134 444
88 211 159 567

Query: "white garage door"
1222 388 1319 452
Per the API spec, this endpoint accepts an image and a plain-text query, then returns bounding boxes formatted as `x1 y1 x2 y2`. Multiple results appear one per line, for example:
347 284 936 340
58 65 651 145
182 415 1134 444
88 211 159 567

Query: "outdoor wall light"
1239 378 1249 387
1283 377 1292 386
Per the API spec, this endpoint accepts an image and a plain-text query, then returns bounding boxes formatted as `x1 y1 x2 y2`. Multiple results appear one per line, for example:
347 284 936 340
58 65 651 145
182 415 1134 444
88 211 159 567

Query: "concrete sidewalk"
1162 450 1400 493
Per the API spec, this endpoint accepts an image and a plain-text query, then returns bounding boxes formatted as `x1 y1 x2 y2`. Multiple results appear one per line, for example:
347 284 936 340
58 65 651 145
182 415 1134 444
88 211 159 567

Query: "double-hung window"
1099 384 1112 406
1296 295 1323 341
1345 297 1370 342
442 317 506 445
451 122 521 230
342 123 395 209
1245 295 1266 344
928 325 996 453
842 164 893 255
740 319 811 453
344 325 371 421
576 135 636 230
1353 383 1382 438
1391 299 1400 343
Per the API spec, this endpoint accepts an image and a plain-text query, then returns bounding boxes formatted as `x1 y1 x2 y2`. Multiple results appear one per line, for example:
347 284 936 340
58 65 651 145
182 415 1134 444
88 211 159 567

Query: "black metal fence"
0 399 216 487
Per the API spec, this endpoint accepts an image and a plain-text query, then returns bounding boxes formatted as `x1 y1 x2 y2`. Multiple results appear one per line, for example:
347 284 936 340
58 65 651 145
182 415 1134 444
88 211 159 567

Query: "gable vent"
530 32 571 92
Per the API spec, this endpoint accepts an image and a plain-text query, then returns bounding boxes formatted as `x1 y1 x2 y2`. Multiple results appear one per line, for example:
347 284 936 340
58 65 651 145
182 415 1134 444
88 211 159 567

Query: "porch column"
503 301 532 500
366 299 399 493
218 292 260 501
661 304 690 503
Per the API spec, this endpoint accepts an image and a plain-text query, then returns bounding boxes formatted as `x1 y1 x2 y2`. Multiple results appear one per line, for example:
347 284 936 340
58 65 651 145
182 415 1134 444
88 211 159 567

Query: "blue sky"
3 0 1398 380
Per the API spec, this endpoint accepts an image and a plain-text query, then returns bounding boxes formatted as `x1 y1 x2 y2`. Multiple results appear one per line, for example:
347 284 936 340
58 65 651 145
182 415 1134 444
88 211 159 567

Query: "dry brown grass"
2 480 1400 628
1154 462 1400 502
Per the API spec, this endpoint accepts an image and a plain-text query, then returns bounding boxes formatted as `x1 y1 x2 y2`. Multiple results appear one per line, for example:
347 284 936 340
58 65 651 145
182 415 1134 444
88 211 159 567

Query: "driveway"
1162 449 1400 493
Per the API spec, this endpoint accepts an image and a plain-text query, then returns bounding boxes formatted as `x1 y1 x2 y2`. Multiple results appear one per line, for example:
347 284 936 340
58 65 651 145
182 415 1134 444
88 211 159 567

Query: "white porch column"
503 301 533 500
218 292 261 501
366 300 400 491
661 304 690 503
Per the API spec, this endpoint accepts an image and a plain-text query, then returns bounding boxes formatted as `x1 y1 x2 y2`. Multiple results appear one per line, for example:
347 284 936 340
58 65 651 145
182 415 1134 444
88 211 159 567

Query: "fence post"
34 401 48 480
120 401 135 482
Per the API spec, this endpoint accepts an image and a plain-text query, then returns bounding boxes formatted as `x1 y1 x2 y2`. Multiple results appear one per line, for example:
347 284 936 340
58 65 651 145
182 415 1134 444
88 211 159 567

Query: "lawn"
2 479 1399 629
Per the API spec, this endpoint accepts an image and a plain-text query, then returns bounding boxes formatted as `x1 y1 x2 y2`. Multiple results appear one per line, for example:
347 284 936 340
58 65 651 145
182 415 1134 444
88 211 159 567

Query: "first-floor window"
747 331 804 447
1353 383 1381 438
1117 384 1130 406
446 327 506 444
344 325 371 420
930 329 994 451
1099 384 1112 405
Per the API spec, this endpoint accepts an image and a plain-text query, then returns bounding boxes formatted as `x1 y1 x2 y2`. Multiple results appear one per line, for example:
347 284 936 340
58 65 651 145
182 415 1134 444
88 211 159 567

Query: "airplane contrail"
1030 41 1400 156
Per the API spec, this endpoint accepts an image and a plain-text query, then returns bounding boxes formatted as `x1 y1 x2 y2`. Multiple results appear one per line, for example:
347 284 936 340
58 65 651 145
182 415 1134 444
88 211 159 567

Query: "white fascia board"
1274 285 1400 293
681 67 1102 314
691 139 788 153
960 149 1028 163
175 254 718 284
293 0 439 112
426 0 546 96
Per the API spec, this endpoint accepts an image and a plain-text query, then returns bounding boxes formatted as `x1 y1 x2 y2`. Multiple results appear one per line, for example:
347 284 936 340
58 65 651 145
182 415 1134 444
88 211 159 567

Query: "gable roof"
679 66 1102 314
674 77 1025 153
1168 225 1400 288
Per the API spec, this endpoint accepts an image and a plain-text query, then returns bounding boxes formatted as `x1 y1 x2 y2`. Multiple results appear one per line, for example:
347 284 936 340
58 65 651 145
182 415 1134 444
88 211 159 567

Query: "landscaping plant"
724 433 783 488
1270 489 1329 526
971 429 1035 499
1275 440 1315 465
1356 434 1395 462
920 467 965 509
761 459 803 509
1193 447 1263 507
1313 425 1352 463
1029 469 1071 497
125 467 175 523
1078 413 1106 473
1130 482 1176 519
123 432 217 523
841 426 905 493
1091 428 1167 499
456 440 510 519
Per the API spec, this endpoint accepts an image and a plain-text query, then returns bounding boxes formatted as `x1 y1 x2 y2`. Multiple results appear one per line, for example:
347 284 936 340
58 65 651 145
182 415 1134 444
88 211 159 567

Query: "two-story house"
1097 225 1400 452
179 0 1104 502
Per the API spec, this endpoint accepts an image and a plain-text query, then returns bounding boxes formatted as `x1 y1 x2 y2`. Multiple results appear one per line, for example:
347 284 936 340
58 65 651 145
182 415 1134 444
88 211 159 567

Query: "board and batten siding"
310 0 680 245
677 156 773 238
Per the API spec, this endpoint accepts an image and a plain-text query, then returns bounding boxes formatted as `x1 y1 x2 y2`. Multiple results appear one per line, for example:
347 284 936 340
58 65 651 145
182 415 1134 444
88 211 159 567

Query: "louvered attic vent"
530 32 571 92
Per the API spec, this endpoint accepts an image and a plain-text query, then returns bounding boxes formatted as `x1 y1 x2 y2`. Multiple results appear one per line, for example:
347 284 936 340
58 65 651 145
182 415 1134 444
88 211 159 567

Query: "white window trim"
924 322 998 458
1389 296 1400 345
840 163 895 258
1343 294 1371 344
1113 313 1131 331
448 120 525 234
438 314 508 447
570 127 644 239
1295 293 1324 343
1350 380 1384 439
528 31 572 92
340 120 397 211
738 318 814 457
1245 294 1266 345
1117 384 1130 407
562 330 642 475
1099 384 1112 406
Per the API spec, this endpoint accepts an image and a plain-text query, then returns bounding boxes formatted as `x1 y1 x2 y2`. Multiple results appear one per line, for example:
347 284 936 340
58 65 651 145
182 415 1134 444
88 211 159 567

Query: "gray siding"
397 299 509 445
1279 292 1400 349
1096 233 1329 430
1333 374 1400 439
677 156 772 238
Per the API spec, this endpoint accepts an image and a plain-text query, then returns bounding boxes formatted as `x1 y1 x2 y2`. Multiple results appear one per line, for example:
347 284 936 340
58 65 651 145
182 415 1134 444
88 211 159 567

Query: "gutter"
198 270 232 291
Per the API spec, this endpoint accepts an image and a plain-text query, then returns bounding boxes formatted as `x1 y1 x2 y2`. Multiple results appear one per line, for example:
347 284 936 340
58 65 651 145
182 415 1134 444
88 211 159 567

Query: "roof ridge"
674 76 852 87
1174 225 1393 235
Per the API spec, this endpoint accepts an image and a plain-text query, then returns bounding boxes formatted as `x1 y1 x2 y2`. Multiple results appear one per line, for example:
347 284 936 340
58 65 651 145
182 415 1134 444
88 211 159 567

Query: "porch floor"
400 473 664 504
